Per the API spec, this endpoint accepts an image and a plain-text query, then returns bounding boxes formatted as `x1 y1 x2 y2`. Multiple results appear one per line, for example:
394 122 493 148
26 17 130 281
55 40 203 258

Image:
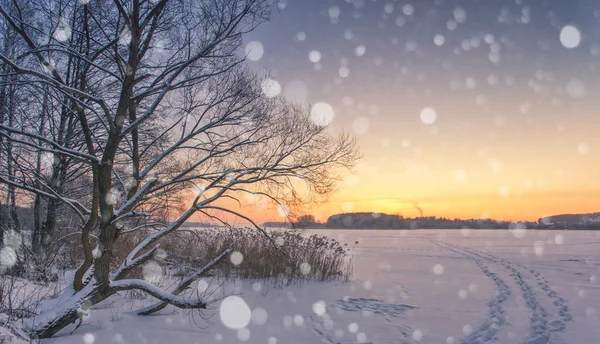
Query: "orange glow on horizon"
187 187 600 224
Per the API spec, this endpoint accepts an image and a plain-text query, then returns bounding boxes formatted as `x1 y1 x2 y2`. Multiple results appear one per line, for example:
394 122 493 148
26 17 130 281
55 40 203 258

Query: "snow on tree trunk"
25 282 111 339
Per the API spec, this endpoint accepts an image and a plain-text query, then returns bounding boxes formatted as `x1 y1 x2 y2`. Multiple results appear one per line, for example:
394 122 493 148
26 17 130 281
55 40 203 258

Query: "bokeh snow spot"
281 315 292 328
261 78 281 98
344 29 354 40
454 170 466 182
310 102 335 126
155 248 167 261
585 307 596 319
245 41 264 61
299 262 311 275
328 6 341 19
554 234 565 245
498 185 511 198
357 332 368 343
567 78 585 98
339 66 350 78
342 96 354 107
487 158 502 173
268 337 277 344
433 264 444 275
275 237 285 246
412 329 423 341
191 183 205 197
560 25 581 49
510 222 527 239
54 18 72 42
312 301 327 316
454 7 467 23
458 289 468 300
381 137 392 148
252 282 262 292
460 228 472 237
237 328 250 341
384 3 394 14
220 296 251 329
323 314 334 329
297 32 306 41
40 152 55 171
395 16 406 27
197 279 209 293
112 334 124 344
105 187 122 205
142 261 162 284
284 80 308 103
534 241 545 256
293 314 304 326
82 333 95 344
308 50 322 63
119 29 131 46
251 308 268 325
463 324 473 335
348 322 359 333
420 107 437 124
355 45 366 57
447 336 456 344
344 175 358 186
468 283 479 293
4 230 22 249
434 34 445 46
447 20 457 31
230 251 244 266
577 143 589 155
352 117 370 134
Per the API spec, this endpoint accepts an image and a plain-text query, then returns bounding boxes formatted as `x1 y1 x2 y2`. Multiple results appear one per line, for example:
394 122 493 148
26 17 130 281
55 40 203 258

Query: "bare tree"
0 0 359 338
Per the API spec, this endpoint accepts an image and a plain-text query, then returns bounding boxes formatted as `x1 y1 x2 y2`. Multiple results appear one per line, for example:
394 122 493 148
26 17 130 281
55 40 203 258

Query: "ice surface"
32 229 600 343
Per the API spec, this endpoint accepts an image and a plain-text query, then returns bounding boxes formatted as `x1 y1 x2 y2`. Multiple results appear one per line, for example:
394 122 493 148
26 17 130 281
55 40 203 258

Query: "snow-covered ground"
26 229 600 343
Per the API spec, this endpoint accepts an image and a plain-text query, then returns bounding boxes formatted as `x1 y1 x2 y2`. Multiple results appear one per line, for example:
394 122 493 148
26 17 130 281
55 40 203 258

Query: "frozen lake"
44 229 600 344
306 229 600 343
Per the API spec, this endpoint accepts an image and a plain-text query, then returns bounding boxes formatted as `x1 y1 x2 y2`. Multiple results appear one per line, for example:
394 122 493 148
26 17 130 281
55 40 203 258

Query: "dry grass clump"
145 227 354 285
0 276 59 326
32 226 354 287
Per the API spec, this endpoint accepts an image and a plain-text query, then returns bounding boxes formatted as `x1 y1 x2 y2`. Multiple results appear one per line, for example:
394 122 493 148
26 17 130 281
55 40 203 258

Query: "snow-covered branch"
136 248 231 315
110 280 207 309
113 244 160 280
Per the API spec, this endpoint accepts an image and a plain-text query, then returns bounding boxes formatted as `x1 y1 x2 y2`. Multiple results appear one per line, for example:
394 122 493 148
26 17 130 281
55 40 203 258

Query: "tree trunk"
32 91 49 253
5 83 20 232
27 282 113 339
0 201 5 245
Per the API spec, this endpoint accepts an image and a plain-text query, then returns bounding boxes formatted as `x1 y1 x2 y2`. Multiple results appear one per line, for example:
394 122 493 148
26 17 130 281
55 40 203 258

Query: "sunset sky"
225 0 600 223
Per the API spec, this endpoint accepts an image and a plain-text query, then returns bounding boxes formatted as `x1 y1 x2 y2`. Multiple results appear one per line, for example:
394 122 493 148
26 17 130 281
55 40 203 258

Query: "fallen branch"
110 279 207 310
136 248 231 315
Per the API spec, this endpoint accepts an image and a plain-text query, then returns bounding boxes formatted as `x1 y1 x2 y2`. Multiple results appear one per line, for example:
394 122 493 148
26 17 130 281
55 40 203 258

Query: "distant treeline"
263 212 600 230
179 221 221 228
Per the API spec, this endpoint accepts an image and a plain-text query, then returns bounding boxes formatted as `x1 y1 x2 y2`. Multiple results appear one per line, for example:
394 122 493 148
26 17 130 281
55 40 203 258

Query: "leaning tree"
0 0 359 338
